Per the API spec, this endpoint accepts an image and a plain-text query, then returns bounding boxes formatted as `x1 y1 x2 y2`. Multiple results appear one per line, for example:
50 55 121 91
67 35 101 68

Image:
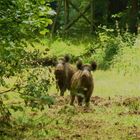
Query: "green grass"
94 70 140 97
48 69 140 97
9 95 140 140
37 35 140 139
1 34 140 140
47 38 86 57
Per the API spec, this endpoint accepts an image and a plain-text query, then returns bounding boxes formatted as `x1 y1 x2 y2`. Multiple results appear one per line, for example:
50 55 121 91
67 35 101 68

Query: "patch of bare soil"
122 97 140 106
49 95 140 119
71 134 82 139
134 131 140 139
52 94 70 106
118 111 140 116
90 96 122 107
72 119 103 130
47 95 140 140
51 95 140 109
68 119 105 140
128 126 140 139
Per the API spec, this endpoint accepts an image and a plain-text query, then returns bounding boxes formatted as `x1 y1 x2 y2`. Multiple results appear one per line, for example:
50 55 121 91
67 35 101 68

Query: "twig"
0 88 16 95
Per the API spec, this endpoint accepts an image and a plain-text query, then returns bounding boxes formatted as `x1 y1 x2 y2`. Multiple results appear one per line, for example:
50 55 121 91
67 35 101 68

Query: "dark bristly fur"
70 60 97 107
54 55 75 96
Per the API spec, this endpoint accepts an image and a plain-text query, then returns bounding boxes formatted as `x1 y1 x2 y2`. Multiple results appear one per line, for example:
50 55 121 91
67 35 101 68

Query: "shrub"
82 27 136 70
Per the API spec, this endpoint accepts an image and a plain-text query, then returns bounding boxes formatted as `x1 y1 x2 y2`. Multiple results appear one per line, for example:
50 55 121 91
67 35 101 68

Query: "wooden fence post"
52 0 96 34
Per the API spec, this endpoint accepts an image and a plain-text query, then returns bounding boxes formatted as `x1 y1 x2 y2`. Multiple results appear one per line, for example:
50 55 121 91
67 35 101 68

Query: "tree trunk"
128 0 139 34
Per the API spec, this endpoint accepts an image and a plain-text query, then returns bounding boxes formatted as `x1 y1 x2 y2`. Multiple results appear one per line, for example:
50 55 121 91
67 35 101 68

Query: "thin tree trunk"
128 0 139 34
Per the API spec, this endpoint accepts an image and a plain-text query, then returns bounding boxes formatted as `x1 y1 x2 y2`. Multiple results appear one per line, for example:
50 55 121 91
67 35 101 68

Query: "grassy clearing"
48 69 140 97
8 95 140 140
28 34 140 139
1 35 140 139
46 38 86 58
94 70 140 97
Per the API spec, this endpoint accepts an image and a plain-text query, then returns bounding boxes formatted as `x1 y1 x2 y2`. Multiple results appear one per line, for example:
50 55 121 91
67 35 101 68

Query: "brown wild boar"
54 55 75 96
70 60 97 107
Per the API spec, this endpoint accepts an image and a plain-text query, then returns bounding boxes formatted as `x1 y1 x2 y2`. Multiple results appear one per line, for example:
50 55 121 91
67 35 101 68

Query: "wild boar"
70 60 97 107
54 55 75 96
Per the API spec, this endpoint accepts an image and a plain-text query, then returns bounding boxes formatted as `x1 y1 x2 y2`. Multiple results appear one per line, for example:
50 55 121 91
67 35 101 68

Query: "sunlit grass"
47 68 140 97
1 34 140 140
94 70 140 97
47 38 85 57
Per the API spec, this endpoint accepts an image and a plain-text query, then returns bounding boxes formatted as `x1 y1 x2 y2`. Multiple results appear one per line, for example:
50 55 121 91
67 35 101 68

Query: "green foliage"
56 0 139 34
20 68 55 110
79 27 135 70
0 0 52 83
0 97 12 139
0 0 139 139
0 0 52 39
46 27 136 71
0 0 53 138
0 67 55 138
97 27 125 69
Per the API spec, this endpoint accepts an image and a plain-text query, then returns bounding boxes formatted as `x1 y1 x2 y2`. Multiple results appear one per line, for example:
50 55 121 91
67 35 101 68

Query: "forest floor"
40 70 140 140
2 35 140 140
6 70 140 140
45 95 140 140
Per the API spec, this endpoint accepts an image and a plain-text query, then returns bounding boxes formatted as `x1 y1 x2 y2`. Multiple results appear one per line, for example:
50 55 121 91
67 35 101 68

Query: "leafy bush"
82 27 136 70
0 0 53 138
20 68 55 110
48 26 136 72
0 0 52 84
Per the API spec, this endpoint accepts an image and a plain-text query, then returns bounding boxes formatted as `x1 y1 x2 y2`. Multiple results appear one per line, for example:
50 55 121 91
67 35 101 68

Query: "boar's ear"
91 61 97 71
64 54 70 62
76 59 83 70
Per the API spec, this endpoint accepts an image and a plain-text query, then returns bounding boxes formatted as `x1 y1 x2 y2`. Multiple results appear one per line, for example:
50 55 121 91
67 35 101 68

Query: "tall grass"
112 34 140 75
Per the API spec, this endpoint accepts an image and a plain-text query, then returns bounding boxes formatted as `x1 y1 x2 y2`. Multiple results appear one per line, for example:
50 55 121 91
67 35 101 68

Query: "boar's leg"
85 97 90 107
77 96 83 106
60 88 66 96
85 92 92 107
70 92 75 106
